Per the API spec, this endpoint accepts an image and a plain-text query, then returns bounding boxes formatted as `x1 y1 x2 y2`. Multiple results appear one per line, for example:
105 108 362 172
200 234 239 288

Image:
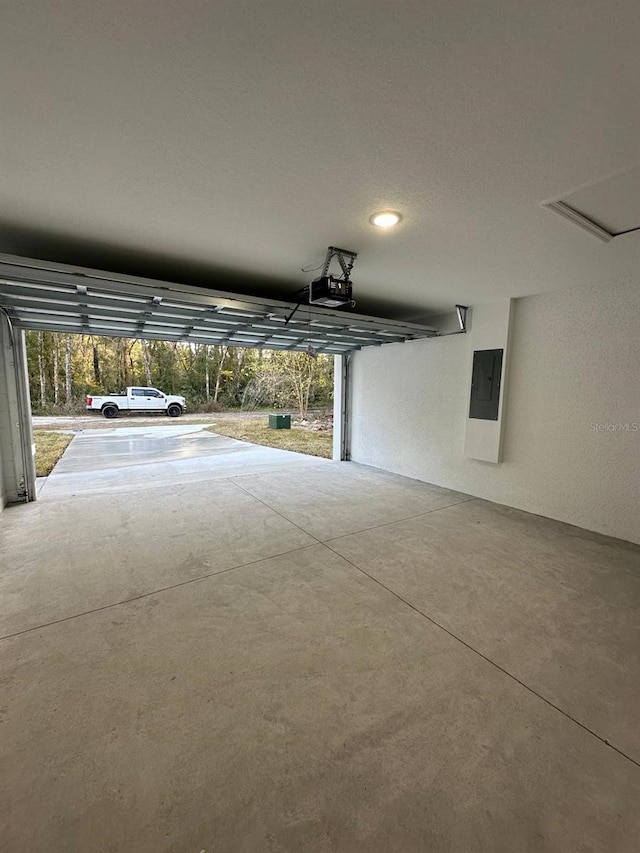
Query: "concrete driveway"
32 410 276 431
41 422 328 499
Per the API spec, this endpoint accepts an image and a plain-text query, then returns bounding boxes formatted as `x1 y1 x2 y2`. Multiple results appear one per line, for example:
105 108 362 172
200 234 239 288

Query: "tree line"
25 332 334 418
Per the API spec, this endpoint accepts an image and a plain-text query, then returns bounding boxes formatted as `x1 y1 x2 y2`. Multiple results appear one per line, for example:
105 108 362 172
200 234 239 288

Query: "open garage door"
0 255 437 353
0 253 437 507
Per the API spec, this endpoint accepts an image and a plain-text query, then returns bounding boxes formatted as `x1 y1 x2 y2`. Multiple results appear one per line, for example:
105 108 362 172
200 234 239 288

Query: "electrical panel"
469 349 503 420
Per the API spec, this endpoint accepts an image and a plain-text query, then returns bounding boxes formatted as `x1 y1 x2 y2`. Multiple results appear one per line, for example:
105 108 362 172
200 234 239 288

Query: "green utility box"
268 414 291 430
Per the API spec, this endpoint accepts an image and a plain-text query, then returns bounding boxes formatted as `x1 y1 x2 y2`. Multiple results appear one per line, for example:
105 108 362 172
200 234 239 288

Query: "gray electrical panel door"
469 348 503 420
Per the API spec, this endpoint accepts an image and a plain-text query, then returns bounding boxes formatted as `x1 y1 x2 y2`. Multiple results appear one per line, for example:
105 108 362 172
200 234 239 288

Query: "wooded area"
25 332 334 418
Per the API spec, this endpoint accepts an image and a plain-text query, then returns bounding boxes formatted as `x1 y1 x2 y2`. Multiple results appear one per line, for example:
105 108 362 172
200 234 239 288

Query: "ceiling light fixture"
370 210 402 228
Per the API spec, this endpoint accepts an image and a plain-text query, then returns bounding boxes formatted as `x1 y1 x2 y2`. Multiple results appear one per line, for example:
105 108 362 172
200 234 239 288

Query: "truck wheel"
167 404 182 418
102 405 118 419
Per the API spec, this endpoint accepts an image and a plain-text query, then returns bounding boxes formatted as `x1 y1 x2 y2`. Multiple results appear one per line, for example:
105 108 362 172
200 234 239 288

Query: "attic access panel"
544 165 640 242
0 254 438 354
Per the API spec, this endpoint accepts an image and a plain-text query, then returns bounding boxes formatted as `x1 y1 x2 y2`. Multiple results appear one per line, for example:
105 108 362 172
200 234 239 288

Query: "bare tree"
91 337 101 385
141 339 152 385
213 346 228 403
204 345 210 399
53 337 60 404
275 351 319 419
38 332 46 406
248 351 327 419
128 341 136 381
117 338 136 387
65 336 72 403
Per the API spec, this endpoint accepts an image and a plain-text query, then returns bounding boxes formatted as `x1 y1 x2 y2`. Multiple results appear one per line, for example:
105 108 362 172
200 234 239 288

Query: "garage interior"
1 1 640 851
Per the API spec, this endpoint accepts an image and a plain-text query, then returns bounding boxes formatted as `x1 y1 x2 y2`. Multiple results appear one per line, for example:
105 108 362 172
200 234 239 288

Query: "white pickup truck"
86 387 187 419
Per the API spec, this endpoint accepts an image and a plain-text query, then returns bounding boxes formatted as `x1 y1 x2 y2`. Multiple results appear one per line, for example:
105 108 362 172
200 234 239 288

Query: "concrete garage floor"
1 426 640 851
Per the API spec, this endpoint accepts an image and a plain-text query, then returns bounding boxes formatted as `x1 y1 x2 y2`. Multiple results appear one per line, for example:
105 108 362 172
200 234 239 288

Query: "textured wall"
350 277 640 544
0 434 5 512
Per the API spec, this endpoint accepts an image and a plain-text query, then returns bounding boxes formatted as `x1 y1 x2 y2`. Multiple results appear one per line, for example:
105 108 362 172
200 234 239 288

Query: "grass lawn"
33 430 73 476
207 419 332 459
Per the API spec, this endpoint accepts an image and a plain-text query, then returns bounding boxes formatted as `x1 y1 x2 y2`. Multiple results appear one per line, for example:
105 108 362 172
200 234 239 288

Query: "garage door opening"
0 253 437 507
25 331 336 481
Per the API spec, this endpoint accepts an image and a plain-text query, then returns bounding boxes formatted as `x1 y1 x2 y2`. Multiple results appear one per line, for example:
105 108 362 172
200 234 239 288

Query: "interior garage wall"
0 430 5 511
349 276 640 545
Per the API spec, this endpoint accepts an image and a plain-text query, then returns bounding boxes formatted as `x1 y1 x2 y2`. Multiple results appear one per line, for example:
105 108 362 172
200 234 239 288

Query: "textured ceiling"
1 0 639 319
